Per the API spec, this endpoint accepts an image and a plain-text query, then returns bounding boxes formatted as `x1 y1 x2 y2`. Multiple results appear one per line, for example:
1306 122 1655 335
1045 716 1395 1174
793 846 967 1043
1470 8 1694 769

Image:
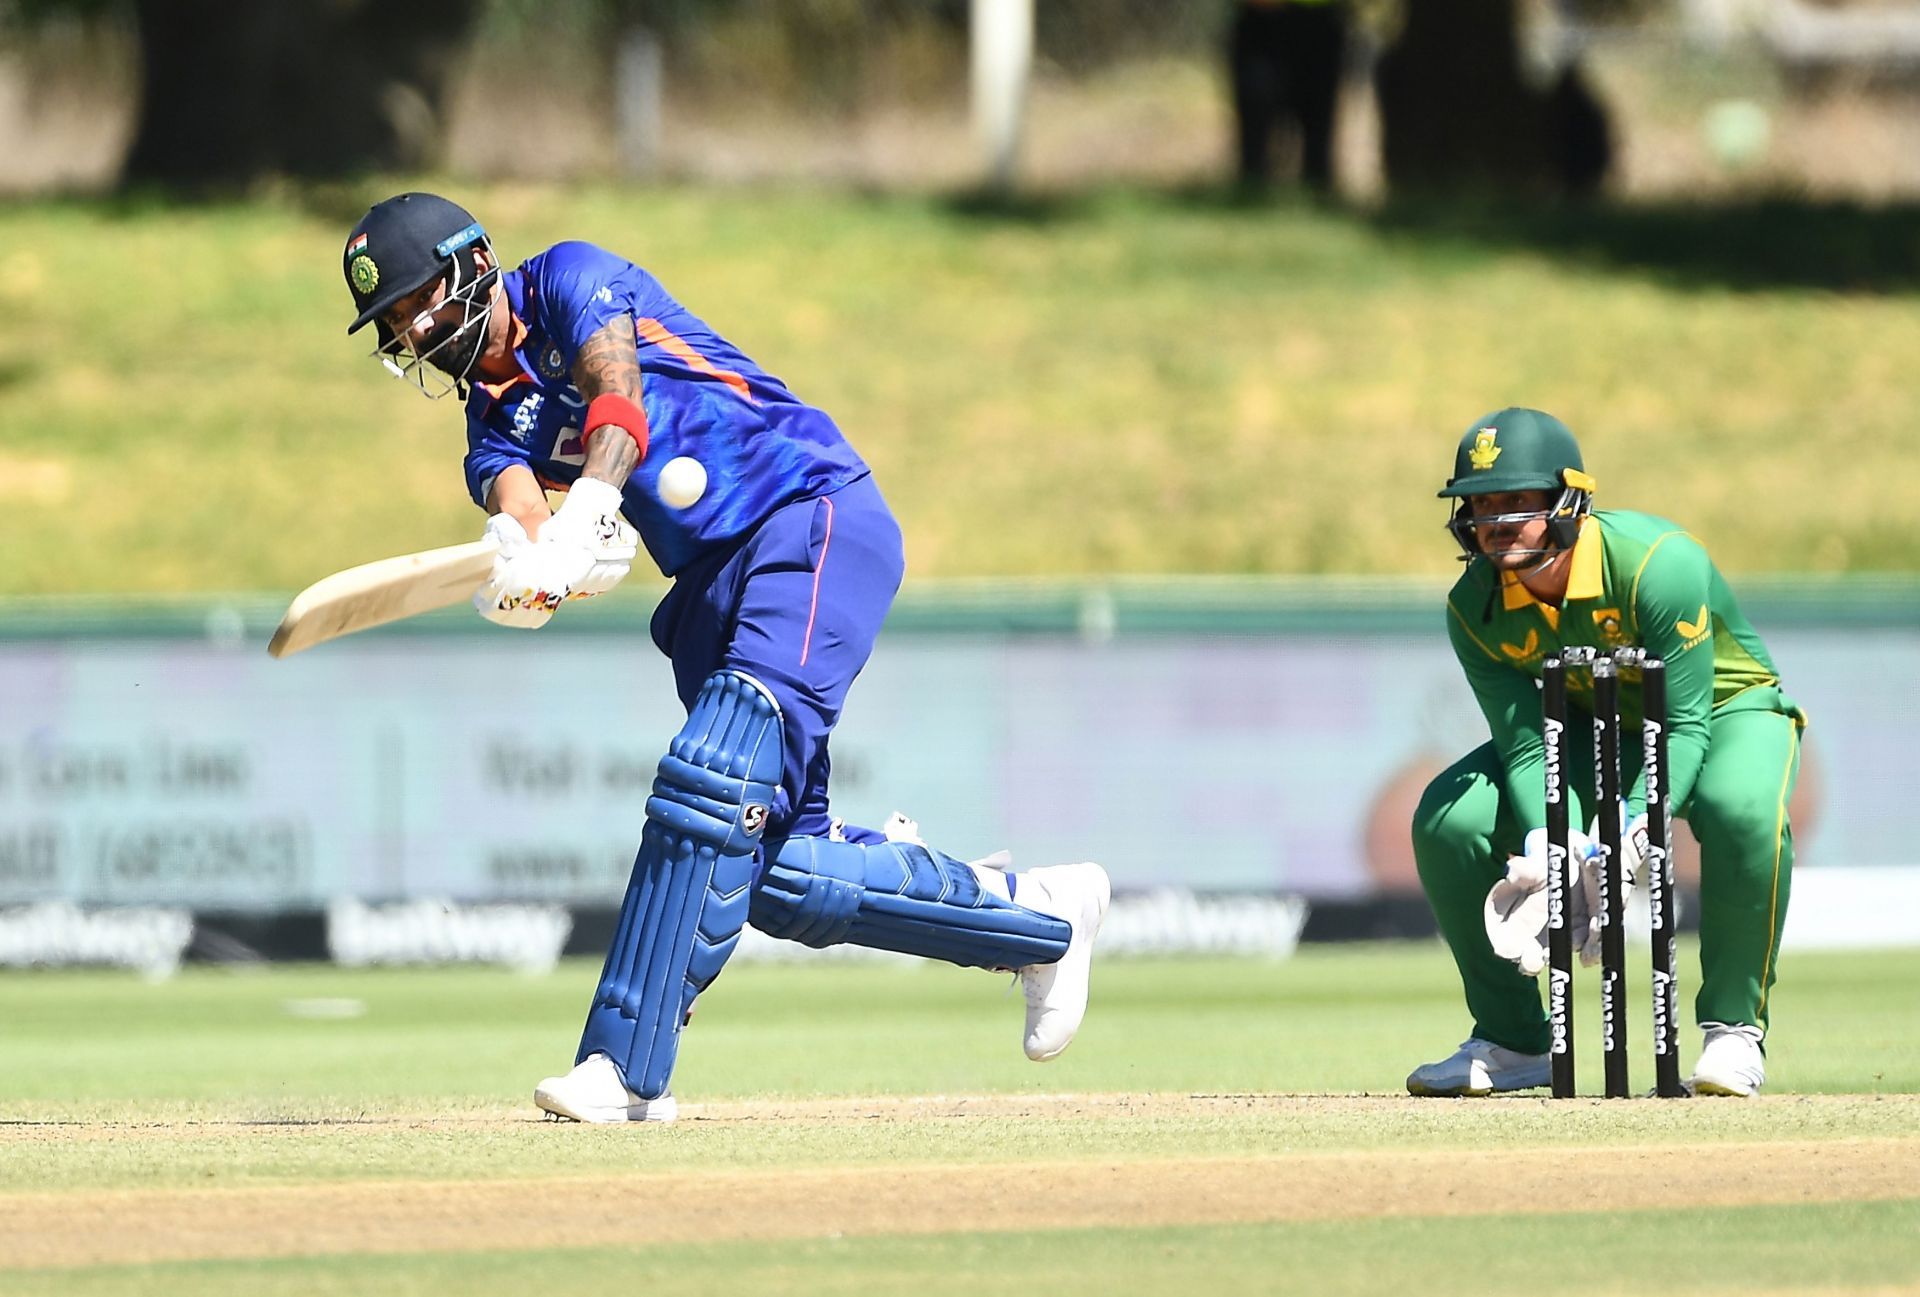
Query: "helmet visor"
367 250 497 399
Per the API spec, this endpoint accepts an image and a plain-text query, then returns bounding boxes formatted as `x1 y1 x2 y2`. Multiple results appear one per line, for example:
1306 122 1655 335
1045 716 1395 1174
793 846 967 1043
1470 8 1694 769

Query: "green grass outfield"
6 187 1920 596
3 943 1918 1294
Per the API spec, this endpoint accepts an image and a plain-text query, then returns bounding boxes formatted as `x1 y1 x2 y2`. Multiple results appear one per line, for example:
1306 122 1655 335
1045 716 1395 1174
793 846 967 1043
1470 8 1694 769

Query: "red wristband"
585 392 649 462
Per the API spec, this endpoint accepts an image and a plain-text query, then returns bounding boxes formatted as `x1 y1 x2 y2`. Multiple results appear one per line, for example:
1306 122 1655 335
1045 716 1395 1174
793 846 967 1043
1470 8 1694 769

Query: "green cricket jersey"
1445 509 1785 828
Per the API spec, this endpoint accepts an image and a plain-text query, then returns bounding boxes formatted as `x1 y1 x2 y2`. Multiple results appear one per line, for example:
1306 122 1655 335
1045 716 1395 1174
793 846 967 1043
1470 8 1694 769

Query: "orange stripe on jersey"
476 311 534 400
635 318 754 402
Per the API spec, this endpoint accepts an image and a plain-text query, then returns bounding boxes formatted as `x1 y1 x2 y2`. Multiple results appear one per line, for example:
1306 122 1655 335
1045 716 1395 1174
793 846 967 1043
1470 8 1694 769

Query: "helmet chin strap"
1506 547 1565 582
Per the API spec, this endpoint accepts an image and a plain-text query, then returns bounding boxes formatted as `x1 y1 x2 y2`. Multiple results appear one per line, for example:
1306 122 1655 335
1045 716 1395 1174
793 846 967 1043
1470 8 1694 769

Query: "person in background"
1228 0 1350 192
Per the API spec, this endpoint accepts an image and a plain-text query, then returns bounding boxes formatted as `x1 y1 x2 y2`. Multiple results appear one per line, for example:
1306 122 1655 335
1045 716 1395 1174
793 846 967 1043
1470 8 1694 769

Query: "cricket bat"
267 539 498 659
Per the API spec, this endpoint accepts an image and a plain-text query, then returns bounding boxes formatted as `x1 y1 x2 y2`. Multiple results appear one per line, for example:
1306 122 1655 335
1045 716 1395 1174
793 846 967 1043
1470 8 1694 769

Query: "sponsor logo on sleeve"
1675 604 1711 649
1500 628 1541 663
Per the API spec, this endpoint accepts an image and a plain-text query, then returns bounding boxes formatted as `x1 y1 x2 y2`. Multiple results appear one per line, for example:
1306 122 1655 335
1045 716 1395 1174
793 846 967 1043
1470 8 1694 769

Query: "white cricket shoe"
1017 861 1111 1061
1406 1039 1552 1097
1689 1022 1766 1097
534 1053 678 1124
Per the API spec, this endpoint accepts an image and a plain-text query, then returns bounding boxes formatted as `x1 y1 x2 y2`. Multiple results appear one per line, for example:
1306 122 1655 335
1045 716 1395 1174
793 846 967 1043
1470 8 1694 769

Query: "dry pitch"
3 951 1917 1293
5 1095 1919 1272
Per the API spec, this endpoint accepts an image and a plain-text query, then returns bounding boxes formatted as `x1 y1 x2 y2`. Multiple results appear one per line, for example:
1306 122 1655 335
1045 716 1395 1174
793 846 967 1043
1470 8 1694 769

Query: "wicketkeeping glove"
1573 808 1646 966
1484 826 1599 977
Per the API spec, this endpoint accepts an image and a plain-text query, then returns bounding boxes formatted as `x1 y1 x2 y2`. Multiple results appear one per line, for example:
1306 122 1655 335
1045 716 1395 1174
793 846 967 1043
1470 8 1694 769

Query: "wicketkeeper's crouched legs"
1685 707 1802 1035
574 669 785 1102
1411 742 1551 1056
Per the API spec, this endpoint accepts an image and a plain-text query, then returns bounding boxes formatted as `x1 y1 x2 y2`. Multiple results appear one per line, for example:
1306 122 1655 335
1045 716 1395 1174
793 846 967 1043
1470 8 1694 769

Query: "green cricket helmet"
1439 407 1597 561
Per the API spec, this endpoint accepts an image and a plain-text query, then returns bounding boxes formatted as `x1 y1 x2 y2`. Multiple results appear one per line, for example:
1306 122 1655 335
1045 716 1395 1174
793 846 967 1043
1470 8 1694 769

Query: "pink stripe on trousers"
799 496 835 666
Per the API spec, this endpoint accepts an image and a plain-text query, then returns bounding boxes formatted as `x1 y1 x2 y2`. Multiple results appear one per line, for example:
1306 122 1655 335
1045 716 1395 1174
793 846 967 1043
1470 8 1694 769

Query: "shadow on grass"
38 181 422 231
934 180 1338 227
1367 194 1920 294
936 183 1920 293
42 180 1920 295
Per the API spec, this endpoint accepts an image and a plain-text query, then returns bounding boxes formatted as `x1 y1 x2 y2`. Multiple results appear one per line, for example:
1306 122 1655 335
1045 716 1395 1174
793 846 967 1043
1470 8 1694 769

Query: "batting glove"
473 512 568 629
540 478 633 601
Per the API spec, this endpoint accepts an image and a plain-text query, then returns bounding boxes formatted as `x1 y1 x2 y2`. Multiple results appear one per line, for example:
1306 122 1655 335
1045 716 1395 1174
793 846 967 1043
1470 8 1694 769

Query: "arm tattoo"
573 315 644 486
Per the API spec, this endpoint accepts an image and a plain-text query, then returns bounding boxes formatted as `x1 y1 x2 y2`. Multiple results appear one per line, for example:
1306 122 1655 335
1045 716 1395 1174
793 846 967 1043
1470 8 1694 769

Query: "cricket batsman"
339 192 1110 1122
1407 408 1804 1097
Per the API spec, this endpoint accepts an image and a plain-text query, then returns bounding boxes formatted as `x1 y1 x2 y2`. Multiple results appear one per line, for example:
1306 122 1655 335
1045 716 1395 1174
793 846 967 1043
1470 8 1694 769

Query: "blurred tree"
123 0 479 183
1374 0 1612 197
5 0 478 184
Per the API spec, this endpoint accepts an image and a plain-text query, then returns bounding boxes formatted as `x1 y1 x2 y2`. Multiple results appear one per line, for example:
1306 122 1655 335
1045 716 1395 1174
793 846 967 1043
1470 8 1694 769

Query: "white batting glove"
473 512 568 629
568 517 638 601
540 478 633 602
473 480 632 627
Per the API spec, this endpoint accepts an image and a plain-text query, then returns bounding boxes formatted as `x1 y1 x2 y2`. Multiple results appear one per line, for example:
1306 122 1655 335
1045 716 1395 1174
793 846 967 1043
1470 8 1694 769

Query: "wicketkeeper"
1407 408 1804 1097
339 192 1110 1122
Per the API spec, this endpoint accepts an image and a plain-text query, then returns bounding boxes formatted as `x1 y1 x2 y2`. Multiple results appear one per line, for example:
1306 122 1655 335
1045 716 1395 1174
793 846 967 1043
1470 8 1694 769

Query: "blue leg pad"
751 835 1070 970
577 670 785 1099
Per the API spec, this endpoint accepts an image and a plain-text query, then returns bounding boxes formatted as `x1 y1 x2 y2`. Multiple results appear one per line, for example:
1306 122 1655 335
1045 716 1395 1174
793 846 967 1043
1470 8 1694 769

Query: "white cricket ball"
657 456 707 510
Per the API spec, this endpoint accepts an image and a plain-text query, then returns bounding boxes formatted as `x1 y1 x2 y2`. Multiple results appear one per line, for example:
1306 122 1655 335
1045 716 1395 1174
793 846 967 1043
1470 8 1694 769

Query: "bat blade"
268 540 498 658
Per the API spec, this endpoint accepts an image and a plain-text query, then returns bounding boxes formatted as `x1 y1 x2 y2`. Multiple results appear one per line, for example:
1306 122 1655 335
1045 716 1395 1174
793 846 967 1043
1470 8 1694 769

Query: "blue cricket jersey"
462 241 869 576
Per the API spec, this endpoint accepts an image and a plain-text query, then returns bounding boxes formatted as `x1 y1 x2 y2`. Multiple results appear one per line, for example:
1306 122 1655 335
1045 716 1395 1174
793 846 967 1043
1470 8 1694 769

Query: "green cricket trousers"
1412 690 1803 1054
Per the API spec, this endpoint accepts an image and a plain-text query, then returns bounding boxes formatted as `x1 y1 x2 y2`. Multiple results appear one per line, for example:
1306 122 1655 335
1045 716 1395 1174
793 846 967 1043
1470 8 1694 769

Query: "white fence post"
971 0 1033 191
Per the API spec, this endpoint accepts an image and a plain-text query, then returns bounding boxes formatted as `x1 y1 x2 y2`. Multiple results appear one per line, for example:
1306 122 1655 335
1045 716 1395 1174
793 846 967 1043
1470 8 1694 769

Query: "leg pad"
577 670 785 1099
751 835 1070 970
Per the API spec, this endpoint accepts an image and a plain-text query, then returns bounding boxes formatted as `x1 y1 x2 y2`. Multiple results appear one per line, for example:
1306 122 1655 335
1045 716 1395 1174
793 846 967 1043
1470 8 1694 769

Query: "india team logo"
1469 428 1502 471
539 344 566 379
349 255 380 296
